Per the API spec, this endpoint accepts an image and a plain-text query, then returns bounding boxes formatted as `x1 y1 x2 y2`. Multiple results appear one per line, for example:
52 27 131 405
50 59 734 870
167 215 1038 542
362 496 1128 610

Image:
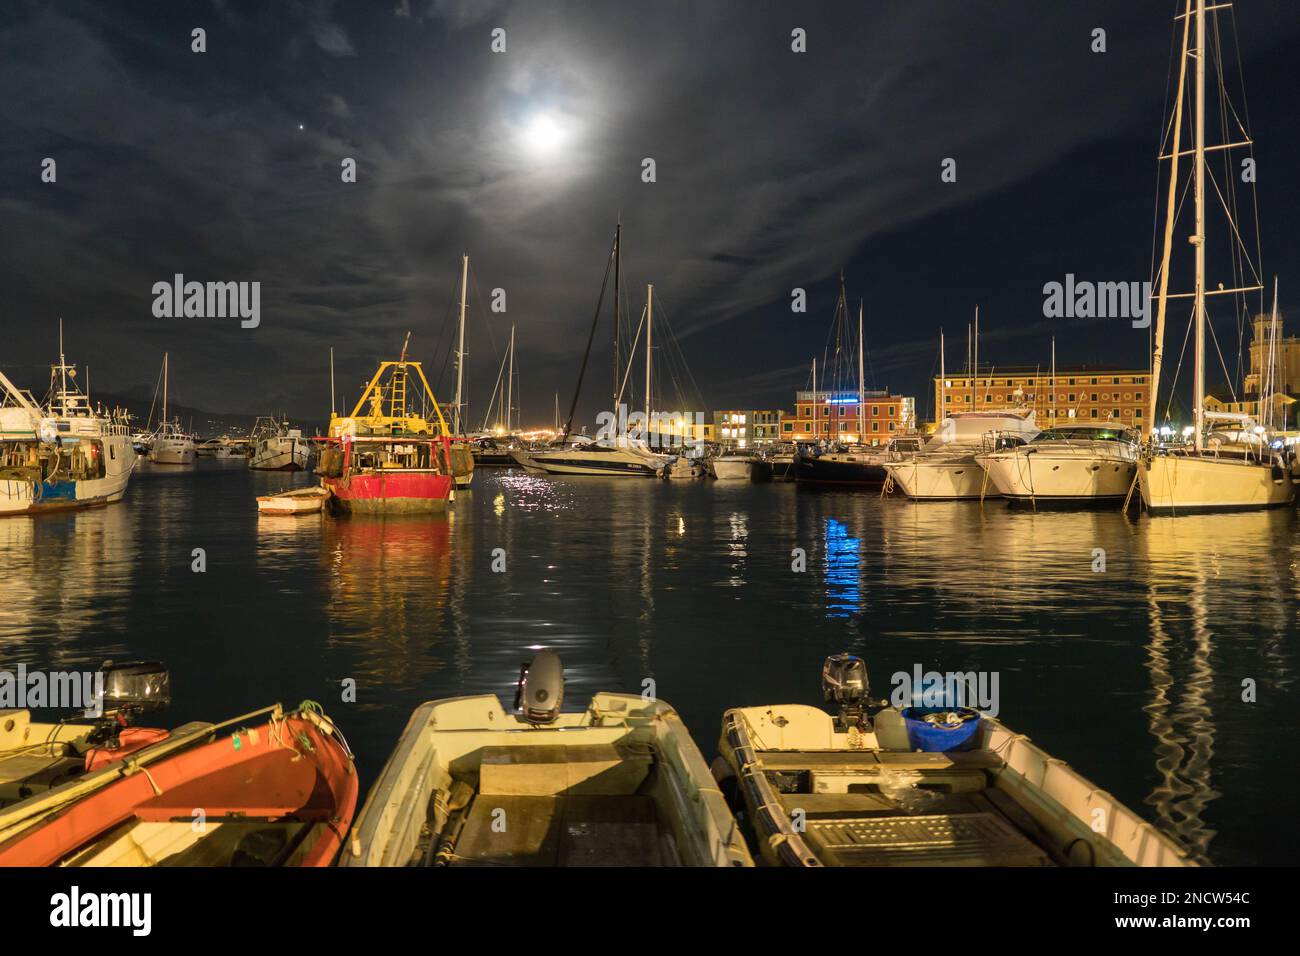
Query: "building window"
1068 378 1076 386
1090 408 1098 418
1135 408 1143 418
944 395 951 403
1135 391 1143 401
872 421 879 432
783 422 793 432
1090 393 1098 402
1112 377 1120 385
1068 393 1075 402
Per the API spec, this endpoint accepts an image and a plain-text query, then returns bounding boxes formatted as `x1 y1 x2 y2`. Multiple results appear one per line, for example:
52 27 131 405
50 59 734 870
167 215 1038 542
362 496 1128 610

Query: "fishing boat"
976 423 1139 505
342 650 752 867
147 353 195 465
884 409 1038 500
316 335 456 513
715 654 1195 868
0 332 137 516
1138 0 1294 513
256 486 330 515
247 417 310 471
196 436 245 459
0 659 357 867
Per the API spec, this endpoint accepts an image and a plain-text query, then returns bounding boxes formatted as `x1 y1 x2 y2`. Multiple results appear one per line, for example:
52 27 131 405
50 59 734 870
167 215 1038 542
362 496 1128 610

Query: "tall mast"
1051 336 1057 425
1192 0 1206 452
506 323 515 433
613 221 621 409
973 306 979 410
329 347 336 417
644 283 653 422
1150 0 1192 438
857 301 865 443
454 254 468 435
939 328 945 419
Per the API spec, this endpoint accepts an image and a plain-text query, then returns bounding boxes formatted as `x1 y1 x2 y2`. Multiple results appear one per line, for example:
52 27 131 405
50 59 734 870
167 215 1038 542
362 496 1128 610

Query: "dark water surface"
2 460 1296 865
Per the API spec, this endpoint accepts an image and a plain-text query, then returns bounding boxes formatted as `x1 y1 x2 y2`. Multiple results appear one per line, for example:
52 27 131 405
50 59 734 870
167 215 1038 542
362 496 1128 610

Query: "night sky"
3 1 1299 429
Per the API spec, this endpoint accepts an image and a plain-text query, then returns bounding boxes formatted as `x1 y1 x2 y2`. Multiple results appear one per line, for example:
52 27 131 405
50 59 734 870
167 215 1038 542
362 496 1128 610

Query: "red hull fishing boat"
0 701 357 867
316 335 456 513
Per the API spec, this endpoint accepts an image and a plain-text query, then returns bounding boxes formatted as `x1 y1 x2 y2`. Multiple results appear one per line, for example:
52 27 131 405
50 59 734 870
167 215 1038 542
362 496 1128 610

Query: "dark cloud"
2 0 1298 427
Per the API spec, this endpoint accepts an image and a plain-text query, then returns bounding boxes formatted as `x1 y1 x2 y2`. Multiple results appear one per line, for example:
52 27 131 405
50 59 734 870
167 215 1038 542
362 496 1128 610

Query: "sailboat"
1138 0 1293 513
0 327 138 515
148 353 195 465
513 223 669 477
794 280 890 486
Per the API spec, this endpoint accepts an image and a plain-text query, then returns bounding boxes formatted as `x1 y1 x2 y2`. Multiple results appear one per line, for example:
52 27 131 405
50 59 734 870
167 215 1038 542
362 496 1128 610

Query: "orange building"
932 367 1149 428
779 390 915 444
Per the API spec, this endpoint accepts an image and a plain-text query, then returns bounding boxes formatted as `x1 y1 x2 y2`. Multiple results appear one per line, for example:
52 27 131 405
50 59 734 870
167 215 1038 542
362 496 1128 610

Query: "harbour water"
2 460 1295 866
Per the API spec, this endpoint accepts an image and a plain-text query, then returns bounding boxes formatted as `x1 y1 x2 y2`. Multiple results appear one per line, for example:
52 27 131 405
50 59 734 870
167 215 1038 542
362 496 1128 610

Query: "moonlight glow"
521 112 566 158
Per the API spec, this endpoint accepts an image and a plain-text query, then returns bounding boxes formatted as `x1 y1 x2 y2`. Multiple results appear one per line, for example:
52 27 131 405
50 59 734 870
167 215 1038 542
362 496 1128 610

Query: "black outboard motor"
822 653 870 732
87 660 171 747
513 649 564 725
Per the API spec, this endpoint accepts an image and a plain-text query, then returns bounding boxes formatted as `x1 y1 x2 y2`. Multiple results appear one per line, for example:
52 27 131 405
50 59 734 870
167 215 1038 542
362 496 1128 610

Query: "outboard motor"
514 649 564 725
822 653 869 731
98 660 171 720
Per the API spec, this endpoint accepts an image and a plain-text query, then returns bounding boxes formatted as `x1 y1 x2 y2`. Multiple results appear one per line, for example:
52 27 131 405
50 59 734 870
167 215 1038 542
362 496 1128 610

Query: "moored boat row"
0 652 1194 867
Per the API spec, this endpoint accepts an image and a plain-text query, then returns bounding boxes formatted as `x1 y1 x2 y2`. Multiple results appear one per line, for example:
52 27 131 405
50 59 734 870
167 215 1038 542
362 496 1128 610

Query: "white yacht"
711 451 756 480
976 423 1138 504
884 410 1039 500
512 436 667 477
0 339 137 515
247 417 310 471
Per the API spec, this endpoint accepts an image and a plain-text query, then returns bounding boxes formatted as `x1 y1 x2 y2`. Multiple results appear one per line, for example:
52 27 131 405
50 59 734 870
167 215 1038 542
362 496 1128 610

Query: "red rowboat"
0 703 357 867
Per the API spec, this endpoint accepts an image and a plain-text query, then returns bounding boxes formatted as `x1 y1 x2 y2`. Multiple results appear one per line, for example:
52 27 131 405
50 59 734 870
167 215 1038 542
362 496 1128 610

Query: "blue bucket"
901 706 983 752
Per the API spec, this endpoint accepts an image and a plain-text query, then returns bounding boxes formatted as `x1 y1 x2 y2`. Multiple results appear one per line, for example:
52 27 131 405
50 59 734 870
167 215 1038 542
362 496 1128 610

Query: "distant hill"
88 385 323 439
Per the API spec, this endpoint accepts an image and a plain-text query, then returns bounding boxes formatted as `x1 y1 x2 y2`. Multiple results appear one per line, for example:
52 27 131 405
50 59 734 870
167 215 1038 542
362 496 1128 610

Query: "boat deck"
451 794 675 866
432 742 683 867
755 748 1054 867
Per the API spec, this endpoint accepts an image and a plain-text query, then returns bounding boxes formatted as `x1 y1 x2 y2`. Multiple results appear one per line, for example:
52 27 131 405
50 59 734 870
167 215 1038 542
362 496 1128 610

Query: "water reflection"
824 518 862 618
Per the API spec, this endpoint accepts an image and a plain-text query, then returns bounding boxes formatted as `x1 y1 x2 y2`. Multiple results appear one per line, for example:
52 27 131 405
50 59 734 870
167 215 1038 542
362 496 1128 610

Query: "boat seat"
451 794 670 866
478 744 652 797
757 749 1004 773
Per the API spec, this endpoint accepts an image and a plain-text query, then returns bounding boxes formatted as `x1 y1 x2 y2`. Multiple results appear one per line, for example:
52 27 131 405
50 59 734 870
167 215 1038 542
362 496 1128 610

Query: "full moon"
521 112 565 157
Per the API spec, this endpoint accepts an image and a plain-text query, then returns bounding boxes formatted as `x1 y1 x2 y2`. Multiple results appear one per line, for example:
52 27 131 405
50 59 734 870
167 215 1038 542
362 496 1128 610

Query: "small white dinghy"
715 654 1196 868
256 485 330 515
343 651 753 867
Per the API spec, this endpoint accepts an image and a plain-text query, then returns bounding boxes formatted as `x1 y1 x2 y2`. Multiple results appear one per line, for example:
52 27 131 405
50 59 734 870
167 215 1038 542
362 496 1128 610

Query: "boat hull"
884 456 987 499
711 459 754 480
511 447 664 476
149 438 195 465
0 708 357 867
0 435 137 516
324 470 453 513
248 436 310 471
1138 453 1294 513
794 452 887 486
978 450 1136 502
